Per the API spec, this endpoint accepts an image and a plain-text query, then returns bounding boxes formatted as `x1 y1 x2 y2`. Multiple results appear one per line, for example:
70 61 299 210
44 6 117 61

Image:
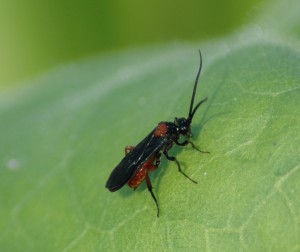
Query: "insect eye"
180 126 187 133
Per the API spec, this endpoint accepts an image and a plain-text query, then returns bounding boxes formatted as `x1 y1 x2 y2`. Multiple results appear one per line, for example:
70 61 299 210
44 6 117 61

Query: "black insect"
105 50 208 217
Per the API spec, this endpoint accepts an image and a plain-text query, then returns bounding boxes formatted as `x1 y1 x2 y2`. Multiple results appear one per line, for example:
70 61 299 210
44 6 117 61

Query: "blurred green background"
0 0 266 88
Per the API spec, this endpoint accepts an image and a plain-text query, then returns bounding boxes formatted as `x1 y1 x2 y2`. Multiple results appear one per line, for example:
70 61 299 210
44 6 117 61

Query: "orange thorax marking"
154 122 168 137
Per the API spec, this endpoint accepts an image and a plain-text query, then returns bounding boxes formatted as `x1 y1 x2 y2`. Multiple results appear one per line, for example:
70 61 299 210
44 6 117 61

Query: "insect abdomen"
128 155 157 189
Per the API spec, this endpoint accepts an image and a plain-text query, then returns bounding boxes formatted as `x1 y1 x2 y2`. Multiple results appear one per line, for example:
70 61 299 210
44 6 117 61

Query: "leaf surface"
1 1 300 251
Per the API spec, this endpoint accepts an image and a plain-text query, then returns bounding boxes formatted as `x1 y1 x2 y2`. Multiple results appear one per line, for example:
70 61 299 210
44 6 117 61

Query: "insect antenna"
187 50 207 124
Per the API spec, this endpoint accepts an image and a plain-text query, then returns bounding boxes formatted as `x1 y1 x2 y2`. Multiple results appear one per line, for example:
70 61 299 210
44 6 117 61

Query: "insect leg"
175 140 189 146
145 173 159 217
188 141 210 153
175 140 210 154
155 152 162 167
163 150 197 184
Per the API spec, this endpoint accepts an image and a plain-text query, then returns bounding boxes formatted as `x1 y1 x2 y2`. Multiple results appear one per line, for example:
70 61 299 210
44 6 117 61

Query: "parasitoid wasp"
105 50 209 217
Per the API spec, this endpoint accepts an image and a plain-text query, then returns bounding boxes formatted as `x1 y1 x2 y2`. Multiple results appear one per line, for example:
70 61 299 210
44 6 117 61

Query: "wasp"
105 51 208 217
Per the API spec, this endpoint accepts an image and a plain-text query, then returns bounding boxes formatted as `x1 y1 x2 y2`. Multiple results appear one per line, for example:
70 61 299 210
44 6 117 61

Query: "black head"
174 50 207 136
174 117 192 137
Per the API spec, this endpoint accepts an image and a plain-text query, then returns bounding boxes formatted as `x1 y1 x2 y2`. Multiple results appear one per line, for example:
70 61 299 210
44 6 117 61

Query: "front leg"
175 140 210 154
163 150 197 184
175 139 189 146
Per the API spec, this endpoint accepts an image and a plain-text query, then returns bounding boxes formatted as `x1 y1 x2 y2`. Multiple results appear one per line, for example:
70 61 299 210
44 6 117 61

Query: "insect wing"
105 129 168 192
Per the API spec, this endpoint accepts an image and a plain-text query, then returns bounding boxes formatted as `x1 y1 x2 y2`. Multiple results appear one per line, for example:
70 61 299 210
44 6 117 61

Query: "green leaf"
1 1 300 251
